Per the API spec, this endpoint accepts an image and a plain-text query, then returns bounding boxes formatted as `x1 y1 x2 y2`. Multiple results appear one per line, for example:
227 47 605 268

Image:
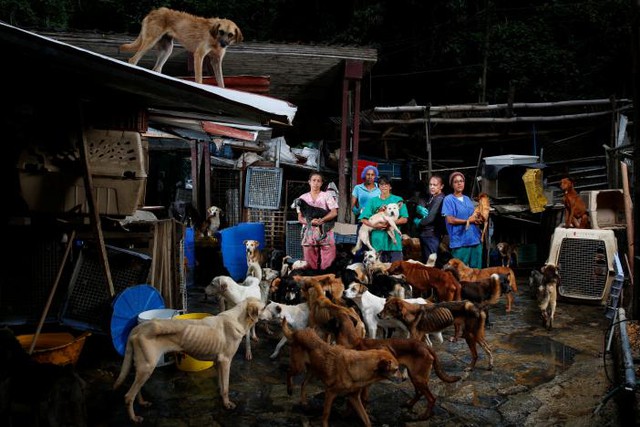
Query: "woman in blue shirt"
441 171 483 268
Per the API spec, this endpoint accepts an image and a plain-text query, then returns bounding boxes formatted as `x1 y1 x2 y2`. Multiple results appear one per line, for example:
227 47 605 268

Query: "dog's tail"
119 36 142 52
281 318 294 340
113 335 134 390
428 345 461 383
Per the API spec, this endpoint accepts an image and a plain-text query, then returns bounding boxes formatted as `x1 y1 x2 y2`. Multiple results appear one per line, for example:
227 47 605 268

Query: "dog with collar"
352 202 403 255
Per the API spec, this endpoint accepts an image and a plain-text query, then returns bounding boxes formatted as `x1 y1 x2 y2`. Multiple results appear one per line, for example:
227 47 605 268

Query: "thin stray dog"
560 177 591 228
537 264 560 330
113 298 263 423
379 297 493 371
332 310 461 420
444 258 518 312
282 320 401 427
352 202 403 255
466 193 490 243
120 7 243 87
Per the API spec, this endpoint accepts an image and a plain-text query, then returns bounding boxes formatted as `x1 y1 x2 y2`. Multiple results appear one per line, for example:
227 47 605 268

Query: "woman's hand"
311 218 323 226
466 214 478 224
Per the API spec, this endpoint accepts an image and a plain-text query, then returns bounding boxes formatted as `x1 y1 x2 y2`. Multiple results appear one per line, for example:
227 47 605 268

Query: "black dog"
293 198 336 241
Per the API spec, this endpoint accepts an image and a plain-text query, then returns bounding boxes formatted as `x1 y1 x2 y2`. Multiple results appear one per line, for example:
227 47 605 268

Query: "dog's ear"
209 22 221 39
243 240 249 245
235 26 243 43
247 301 261 323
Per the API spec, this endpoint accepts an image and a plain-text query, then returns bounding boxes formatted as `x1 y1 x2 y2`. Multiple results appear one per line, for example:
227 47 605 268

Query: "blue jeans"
419 235 440 263
380 251 403 263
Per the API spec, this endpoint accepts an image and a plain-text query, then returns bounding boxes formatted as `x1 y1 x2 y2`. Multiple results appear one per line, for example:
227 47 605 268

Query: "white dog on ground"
258 301 309 359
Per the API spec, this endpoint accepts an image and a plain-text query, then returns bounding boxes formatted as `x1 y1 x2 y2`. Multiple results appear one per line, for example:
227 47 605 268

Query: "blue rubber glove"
352 206 360 216
413 217 422 227
416 205 429 218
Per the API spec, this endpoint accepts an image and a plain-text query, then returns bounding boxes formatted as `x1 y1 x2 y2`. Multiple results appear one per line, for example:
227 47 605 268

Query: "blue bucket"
219 222 265 281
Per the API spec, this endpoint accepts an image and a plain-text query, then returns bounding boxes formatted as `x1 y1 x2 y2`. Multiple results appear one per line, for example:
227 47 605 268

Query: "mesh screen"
61 245 152 333
244 167 283 209
286 221 304 261
557 238 609 300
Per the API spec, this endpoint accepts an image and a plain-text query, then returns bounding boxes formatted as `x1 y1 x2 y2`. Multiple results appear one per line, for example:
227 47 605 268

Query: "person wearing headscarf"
441 171 483 268
351 165 381 218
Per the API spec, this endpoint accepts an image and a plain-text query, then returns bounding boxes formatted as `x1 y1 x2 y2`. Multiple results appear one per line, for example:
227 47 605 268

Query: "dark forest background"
1 0 636 108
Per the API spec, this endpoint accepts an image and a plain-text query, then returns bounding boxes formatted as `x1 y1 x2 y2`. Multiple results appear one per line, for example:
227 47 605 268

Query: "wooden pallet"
247 208 286 250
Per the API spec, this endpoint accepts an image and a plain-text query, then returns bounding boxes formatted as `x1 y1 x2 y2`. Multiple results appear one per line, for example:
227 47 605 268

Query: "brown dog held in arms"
386 260 462 302
466 193 490 243
379 297 493 371
332 310 461 420
560 177 591 229
443 258 518 312
113 297 263 423
120 7 243 87
282 319 400 427
537 264 560 330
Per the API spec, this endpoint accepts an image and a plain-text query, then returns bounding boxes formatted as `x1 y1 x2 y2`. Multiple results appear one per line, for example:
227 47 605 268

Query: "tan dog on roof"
120 7 242 87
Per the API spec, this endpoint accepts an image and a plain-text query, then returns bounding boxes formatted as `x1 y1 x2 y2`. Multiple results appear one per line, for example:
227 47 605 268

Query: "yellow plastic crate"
522 168 548 213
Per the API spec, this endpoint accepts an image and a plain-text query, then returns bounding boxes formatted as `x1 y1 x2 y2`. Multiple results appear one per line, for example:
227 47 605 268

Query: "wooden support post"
77 109 115 297
29 230 76 355
621 161 634 276
190 141 199 212
204 140 211 210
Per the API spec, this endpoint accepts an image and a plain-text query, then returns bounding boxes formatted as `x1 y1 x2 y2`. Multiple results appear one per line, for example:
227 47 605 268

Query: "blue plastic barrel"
184 226 196 287
219 222 265 281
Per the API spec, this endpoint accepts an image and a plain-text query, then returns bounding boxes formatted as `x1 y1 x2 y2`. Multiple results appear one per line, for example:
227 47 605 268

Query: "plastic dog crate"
579 189 626 229
244 167 283 209
546 227 618 304
18 129 147 216
286 221 304 261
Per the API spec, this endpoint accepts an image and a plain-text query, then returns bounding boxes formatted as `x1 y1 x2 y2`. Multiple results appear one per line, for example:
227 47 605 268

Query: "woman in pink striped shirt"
296 172 339 269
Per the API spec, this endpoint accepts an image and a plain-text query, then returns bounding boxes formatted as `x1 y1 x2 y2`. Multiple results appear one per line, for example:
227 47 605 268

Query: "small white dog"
352 202 403 255
258 301 309 359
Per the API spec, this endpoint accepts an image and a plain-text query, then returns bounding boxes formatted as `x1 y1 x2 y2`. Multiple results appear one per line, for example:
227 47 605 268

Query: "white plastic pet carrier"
546 227 618 304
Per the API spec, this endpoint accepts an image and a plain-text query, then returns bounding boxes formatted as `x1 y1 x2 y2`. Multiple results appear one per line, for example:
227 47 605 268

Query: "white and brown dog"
352 202 403 255
538 264 560 330
258 301 309 359
200 205 222 237
244 240 267 266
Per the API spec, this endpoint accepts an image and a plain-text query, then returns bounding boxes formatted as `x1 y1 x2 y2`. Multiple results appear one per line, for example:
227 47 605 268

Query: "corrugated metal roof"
1 22 297 126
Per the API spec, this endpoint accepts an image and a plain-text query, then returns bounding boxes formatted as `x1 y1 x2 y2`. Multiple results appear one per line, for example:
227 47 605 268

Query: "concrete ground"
76 275 632 427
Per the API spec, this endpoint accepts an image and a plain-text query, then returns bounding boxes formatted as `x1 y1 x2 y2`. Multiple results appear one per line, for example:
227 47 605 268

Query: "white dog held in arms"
352 202 403 255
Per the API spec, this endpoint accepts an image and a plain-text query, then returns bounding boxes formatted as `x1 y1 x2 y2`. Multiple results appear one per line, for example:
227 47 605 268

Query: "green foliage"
0 0 634 103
